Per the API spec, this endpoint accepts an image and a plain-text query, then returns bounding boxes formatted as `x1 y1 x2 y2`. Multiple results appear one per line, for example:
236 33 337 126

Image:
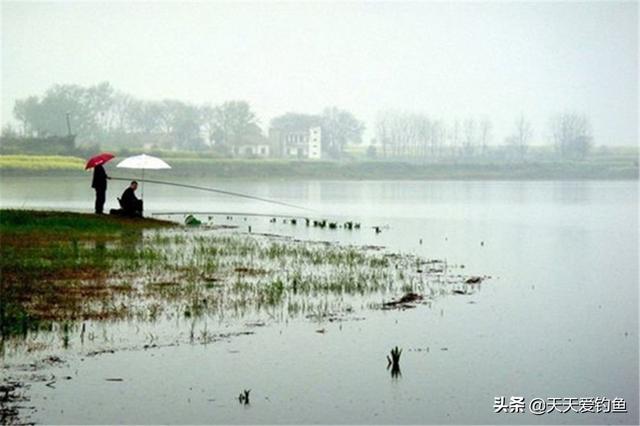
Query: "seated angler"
111 181 143 217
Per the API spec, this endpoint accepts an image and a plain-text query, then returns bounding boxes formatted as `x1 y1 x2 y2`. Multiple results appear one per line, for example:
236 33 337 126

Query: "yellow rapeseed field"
0 155 84 170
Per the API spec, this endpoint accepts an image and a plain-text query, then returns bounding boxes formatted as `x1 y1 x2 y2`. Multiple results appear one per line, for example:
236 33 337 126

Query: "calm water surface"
1 177 637 424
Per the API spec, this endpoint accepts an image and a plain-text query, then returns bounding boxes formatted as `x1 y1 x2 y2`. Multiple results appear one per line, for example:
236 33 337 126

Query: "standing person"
91 164 109 214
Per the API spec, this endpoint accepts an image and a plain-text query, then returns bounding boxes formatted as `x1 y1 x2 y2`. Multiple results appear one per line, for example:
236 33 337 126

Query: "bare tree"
321 107 365 158
507 114 533 160
448 119 461 157
462 118 476 157
106 92 136 132
375 112 390 158
414 115 434 159
479 118 492 157
375 111 433 160
430 119 445 159
550 112 593 159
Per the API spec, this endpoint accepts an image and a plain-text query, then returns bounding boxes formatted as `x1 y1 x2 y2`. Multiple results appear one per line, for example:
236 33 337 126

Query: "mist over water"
0 177 637 424
2 1 638 146
1 1 638 424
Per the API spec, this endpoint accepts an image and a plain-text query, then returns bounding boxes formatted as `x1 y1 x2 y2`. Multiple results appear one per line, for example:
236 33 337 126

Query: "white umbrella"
116 154 171 198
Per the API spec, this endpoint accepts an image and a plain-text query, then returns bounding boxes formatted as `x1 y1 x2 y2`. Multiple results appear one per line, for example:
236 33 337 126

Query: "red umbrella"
85 152 115 170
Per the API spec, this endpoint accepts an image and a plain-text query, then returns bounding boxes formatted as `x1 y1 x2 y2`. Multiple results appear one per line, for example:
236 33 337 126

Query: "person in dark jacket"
119 181 143 217
91 164 109 214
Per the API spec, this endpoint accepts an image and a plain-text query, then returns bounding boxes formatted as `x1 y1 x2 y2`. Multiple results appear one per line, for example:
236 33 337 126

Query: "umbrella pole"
141 168 145 199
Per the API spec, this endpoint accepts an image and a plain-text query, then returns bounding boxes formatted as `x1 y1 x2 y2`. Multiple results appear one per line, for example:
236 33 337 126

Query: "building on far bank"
229 123 271 158
269 126 322 160
232 140 270 158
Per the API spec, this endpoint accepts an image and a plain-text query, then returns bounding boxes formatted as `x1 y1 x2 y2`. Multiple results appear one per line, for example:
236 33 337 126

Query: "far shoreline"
0 155 637 181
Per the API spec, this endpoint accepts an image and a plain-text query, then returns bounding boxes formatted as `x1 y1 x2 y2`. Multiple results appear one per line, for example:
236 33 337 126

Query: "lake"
1 177 638 424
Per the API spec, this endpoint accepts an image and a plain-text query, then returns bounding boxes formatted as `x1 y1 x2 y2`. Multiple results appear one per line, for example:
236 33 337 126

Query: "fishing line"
110 177 312 211
151 211 301 218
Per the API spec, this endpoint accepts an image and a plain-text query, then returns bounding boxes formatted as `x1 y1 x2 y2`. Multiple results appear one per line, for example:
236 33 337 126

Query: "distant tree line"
4 81 592 160
374 110 593 161
9 82 253 152
5 82 365 158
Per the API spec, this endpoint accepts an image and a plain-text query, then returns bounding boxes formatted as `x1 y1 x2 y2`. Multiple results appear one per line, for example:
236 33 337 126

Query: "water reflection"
388 362 402 379
1 178 636 425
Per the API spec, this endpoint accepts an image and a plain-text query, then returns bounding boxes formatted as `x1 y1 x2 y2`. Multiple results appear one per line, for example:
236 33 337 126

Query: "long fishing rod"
110 177 311 211
152 211 303 219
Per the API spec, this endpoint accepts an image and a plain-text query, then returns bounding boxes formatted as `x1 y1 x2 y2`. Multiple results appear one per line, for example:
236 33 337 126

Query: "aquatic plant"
238 389 251 405
1 209 486 357
387 346 402 367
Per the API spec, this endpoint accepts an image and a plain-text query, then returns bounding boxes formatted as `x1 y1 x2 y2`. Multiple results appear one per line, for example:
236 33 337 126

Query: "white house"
269 126 322 160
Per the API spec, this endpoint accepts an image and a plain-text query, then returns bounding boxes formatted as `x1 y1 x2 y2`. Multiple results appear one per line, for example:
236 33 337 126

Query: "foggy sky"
1 1 638 146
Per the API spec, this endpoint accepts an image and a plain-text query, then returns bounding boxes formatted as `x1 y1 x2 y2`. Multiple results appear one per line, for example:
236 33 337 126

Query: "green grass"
0 209 172 236
0 210 175 336
1 209 482 354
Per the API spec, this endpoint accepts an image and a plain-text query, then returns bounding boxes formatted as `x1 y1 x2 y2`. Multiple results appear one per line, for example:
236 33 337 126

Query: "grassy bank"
1 209 480 346
0 210 174 336
166 157 639 180
0 154 637 180
0 209 173 234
